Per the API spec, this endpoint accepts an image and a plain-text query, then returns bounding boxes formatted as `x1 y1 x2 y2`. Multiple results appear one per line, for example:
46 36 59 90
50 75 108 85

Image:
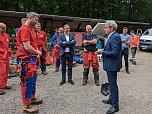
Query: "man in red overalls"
16 12 43 113
35 22 48 75
82 25 100 86
0 23 12 95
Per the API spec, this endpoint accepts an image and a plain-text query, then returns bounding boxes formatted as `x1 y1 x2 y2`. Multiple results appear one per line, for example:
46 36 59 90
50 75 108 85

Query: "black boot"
42 70 47 75
105 83 110 94
93 68 100 86
0 90 5 95
82 76 87 86
101 84 109 96
94 77 100 86
82 68 89 86
132 61 136 65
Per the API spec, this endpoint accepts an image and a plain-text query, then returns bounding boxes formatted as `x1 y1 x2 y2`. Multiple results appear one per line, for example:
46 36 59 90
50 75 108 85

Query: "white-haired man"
101 20 122 114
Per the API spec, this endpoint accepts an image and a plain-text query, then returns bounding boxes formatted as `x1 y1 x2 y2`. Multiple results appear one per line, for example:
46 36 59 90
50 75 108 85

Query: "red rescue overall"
20 57 38 106
0 33 11 90
16 25 38 106
83 50 99 68
37 30 47 58
37 30 47 73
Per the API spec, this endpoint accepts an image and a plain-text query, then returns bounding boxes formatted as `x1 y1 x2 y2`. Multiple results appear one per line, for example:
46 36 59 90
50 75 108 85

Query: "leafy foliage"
0 0 152 22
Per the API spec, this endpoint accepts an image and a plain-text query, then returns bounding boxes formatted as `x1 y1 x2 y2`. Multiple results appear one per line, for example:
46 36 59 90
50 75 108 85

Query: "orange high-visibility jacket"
130 35 140 47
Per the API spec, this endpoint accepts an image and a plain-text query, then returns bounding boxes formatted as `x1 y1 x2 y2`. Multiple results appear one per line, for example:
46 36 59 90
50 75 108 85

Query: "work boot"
105 83 110 94
82 68 89 86
94 78 100 86
93 68 100 86
0 90 5 95
22 105 38 113
42 71 47 75
132 61 136 65
126 70 130 74
82 76 87 86
31 98 43 105
55 68 59 72
4 86 12 90
101 84 108 96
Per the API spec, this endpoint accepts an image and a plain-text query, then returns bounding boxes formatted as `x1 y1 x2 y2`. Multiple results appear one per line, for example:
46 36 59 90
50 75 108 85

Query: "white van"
139 28 152 50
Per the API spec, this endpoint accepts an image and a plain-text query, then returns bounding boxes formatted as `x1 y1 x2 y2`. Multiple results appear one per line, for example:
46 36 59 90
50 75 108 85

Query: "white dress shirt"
64 34 70 52
105 31 115 46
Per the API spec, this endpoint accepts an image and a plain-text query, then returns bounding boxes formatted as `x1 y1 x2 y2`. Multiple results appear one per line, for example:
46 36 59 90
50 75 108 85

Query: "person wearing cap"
16 12 43 113
0 23 12 95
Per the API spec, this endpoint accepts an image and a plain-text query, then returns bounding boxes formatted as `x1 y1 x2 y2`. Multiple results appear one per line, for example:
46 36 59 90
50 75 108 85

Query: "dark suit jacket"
102 32 122 72
59 33 76 57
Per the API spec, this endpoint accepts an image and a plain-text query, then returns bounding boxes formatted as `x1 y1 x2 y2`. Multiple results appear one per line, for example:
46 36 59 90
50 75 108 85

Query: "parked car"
139 28 152 50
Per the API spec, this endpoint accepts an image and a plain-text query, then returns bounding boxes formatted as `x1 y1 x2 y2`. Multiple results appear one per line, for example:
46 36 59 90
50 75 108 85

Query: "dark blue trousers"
107 71 119 108
61 53 73 81
56 58 60 68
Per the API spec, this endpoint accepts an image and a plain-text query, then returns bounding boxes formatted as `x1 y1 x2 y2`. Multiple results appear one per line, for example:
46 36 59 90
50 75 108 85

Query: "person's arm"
122 39 127 43
123 35 131 45
137 36 140 46
87 39 97 44
87 34 97 44
59 35 66 48
82 35 90 46
83 34 97 46
20 29 42 56
44 32 48 47
65 34 76 47
44 32 47 43
23 41 42 55
102 36 121 58
83 39 97 46
51 35 56 46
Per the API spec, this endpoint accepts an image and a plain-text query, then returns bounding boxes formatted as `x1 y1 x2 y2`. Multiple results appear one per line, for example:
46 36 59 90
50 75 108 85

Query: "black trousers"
40 58 46 72
121 48 129 71
61 53 73 81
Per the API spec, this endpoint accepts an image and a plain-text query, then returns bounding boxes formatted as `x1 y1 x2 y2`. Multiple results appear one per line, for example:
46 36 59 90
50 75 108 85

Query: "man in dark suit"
101 20 122 114
59 24 76 86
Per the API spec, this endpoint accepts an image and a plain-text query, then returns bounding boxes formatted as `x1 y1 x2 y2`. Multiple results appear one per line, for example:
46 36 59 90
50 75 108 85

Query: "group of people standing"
0 12 47 113
120 27 140 74
0 11 140 114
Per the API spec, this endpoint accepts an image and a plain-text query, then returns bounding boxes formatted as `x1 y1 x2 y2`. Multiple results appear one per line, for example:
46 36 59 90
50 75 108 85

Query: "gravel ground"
0 49 152 114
